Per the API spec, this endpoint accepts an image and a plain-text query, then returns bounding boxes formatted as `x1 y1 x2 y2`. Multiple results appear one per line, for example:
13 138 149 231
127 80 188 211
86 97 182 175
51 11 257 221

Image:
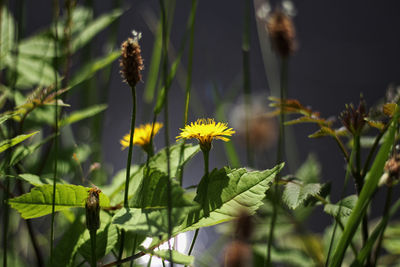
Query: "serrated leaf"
308 126 335 138
283 181 321 209
383 103 397 117
365 117 385 131
9 184 110 219
0 131 39 153
173 164 283 235
71 9 123 52
112 168 197 236
18 33 58 59
69 51 120 88
324 195 357 217
295 154 321 184
59 104 107 127
140 247 194 266
285 115 328 126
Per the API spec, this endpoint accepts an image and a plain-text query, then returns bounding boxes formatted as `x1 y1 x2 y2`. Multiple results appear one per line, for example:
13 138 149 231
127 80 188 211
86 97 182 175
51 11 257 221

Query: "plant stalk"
90 229 97 267
266 56 288 267
119 85 137 266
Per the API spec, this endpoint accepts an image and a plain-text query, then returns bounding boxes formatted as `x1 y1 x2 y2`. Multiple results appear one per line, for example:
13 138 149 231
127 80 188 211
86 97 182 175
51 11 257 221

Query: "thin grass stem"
266 56 288 267
119 86 137 265
50 0 59 263
90 229 97 267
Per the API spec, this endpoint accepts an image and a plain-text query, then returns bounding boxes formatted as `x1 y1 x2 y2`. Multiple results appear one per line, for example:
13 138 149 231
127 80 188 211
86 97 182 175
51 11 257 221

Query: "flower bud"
85 187 101 231
266 9 296 57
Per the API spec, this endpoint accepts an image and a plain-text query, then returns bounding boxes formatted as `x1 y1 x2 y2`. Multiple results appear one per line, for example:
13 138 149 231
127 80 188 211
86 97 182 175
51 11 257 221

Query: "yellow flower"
120 122 163 151
176 118 235 151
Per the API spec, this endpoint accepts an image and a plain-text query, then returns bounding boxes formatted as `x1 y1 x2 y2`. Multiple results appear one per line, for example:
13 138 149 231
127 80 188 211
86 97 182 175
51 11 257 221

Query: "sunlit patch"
137 233 188 266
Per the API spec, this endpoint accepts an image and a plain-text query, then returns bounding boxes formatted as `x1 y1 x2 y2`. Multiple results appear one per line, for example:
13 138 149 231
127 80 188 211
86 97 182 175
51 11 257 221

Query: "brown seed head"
266 9 296 57
224 241 252 267
120 33 144 88
339 97 367 135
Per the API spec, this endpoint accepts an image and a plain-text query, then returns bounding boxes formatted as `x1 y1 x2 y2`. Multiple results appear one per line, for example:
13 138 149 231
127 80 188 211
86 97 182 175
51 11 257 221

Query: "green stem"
50 0 59 262
159 0 173 265
186 149 209 266
266 56 288 267
242 0 253 167
178 0 197 186
372 186 393 266
129 234 138 267
119 86 137 265
90 229 97 267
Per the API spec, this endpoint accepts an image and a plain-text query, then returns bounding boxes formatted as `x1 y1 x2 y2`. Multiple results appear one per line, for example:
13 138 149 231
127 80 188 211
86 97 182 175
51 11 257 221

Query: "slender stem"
129 234 138 267
353 134 369 261
372 186 393 266
266 56 288 267
179 0 198 186
90 229 97 267
159 0 173 265
50 0 59 262
186 149 209 266
242 0 253 167
119 86 137 265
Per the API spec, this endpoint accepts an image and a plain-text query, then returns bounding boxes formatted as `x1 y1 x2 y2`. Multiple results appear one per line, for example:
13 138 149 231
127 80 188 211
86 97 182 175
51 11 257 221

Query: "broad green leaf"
0 131 39 153
69 51 120 88
18 33 57 59
173 164 283 236
50 216 86 267
59 104 107 127
78 222 118 262
331 106 399 267
5 54 59 88
140 247 194 266
295 154 321 183
9 184 110 219
324 195 357 217
71 9 123 52
112 168 197 236
103 142 199 205
283 181 321 210
0 7 15 70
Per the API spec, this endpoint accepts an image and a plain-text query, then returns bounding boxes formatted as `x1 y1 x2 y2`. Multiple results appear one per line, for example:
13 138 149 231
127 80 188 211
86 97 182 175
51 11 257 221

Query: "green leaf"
16 173 67 186
253 244 314 266
0 131 39 153
0 7 15 70
144 22 162 103
141 247 194 266
173 164 283 235
69 51 120 88
71 9 123 52
59 104 107 127
5 54 59 88
295 154 321 183
283 180 321 210
112 168 197 236
9 184 110 219
18 33 58 59
324 195 357 217
330 106 400 267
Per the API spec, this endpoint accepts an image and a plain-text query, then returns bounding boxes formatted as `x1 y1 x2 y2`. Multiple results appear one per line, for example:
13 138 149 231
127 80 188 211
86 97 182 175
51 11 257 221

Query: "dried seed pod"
266 9 296 57
120 31 144 88
85 186 101 231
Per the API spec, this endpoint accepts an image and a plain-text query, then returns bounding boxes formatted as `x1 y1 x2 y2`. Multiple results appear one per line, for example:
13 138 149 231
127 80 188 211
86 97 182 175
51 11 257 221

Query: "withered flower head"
266 9 296 57
120 31 144 88
339 97 367 135
85 186 101 231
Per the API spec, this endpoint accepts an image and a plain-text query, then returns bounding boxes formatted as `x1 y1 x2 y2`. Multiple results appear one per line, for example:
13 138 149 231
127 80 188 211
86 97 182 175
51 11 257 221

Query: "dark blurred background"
13 0 400 262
